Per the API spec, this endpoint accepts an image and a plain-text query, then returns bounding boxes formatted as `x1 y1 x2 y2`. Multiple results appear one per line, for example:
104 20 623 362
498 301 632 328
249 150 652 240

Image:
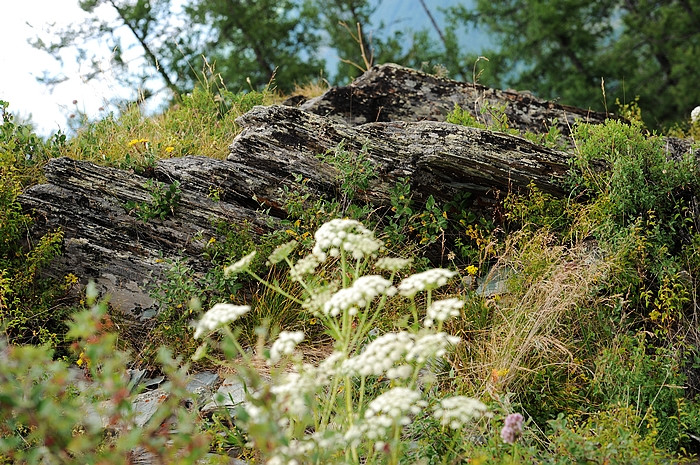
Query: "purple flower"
500 413 524 444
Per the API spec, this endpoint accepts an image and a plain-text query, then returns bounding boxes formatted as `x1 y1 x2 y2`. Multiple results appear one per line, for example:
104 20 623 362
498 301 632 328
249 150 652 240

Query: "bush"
1 102 71 349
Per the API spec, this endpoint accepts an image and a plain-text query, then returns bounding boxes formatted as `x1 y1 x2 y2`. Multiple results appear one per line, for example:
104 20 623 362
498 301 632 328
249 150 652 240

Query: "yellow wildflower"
165 146 175 153
64 273 79 285
466 265 478 276
128 138 149 147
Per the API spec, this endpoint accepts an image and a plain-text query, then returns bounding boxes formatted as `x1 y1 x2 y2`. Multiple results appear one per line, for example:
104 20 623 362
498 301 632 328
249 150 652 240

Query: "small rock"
132 388 169 427
201 377 246 416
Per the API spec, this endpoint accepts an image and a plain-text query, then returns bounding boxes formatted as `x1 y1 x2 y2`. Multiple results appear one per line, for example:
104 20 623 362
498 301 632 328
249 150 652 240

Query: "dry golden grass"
454 228 611 399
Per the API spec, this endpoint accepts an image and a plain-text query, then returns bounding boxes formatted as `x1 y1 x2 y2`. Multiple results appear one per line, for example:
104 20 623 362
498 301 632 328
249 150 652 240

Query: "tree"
183 0 326 92
33 0 461 104
32 0 200 104
446 0 700 128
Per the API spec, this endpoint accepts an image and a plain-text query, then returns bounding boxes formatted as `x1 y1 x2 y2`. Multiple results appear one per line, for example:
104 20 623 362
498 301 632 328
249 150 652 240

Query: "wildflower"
397 268 457 297
375 257 412 272
500 412 525 444
365 387 425 420
267 240 297 265
290 253 320 282
346 387 426 448
433 396 489 429
128 138 149 147
342 331 414 377
268 330 305 364
692 105 700 123
466 265 478 276
322 275 395 317
270 371 313 416
193 303 250 338
164 146 175 153
312 219 383 262
224 251 256 276
424 298 463 327
302 284 337 314
406 332 460 364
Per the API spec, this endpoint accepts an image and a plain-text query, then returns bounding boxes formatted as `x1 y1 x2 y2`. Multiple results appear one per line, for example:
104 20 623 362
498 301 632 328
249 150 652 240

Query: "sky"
0 0 126 136
0 0 483 137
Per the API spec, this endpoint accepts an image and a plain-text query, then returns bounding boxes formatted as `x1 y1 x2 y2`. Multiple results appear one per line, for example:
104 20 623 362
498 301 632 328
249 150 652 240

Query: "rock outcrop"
19 63 681 315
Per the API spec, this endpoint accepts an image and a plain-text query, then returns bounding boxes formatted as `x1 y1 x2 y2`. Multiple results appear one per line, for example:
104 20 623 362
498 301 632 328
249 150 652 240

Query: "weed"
124 179 181 222
0 284 210 464
317 141 377 215
193 219 492 464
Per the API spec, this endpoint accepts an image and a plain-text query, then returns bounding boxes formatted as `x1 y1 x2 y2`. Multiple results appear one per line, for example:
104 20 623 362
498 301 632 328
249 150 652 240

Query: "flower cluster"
269 371 317 417
322 275 395 317
312 218 382 261
224 250 256 276
692 105 700 123
397 268 457 297
342 332 413 377
345 388 426 449
194 303 250 338
290 253 321 282
406 332 461 364
268 331 305 365
267 240 297 265
500 412 525 444
342 331 460 378
433 396 489 429
424 298 463 327
375 257 412 272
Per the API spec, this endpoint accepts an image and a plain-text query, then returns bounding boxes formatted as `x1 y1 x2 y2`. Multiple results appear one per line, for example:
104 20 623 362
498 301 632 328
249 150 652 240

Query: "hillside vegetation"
1 73 700 464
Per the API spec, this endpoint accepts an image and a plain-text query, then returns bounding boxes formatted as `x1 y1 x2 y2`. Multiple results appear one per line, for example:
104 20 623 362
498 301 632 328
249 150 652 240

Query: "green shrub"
0 103 71 349
0 285 210 464
547 407 673 464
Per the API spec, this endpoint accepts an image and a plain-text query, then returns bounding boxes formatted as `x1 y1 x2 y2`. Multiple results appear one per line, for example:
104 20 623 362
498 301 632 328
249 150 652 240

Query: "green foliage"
446 103 487 129
571 119 697 228
569 119 698 328
0 286 210 464
317 141 377 215
456 0 700 129
0 103 72 349
66 77 268 166
588 332 692 451
124 179 182 222
503 181 572 233
547 408 673 465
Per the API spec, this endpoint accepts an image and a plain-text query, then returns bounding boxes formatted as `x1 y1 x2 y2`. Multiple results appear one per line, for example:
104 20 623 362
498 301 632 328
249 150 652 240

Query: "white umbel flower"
406 332 461 364
267 240 297 265
691 105 700 123
342 331 414 377
290 253 320 282
424 298 464 327
375 257 412 272
270 371 316 417
268 331 305 365
322 275 395 317
397 268 457 297
194 303 250 338
224 251 256 276
433 396 489 429
345 387 426 448
312 219 383 261
365 387 426 420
